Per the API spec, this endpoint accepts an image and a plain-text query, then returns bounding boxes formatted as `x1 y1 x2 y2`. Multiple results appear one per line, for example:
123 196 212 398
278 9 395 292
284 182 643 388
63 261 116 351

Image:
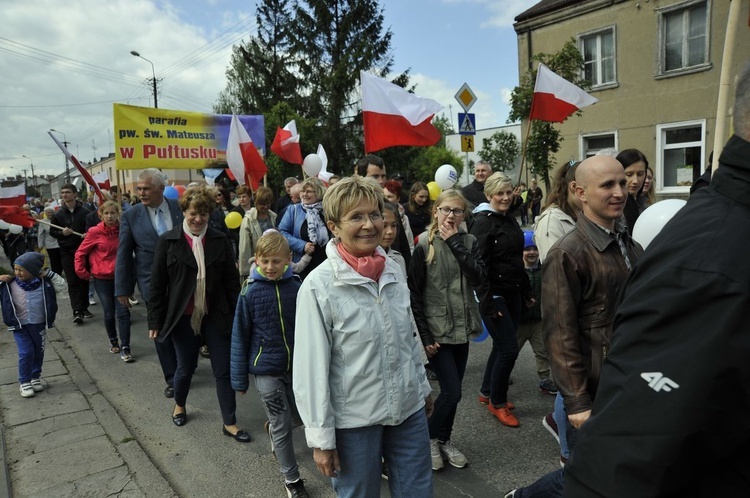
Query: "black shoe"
222 426 251 442
73 312 83 324
164 386 174 398
82 310 93 319
285 479 309 498
172 407 186 426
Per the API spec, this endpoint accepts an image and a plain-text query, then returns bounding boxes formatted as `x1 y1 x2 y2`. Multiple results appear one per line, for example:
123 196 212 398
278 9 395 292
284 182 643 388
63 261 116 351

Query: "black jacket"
461 180 487 208
50 201 90 251
565 135 750 497
147 226 240 341
469 207 531 314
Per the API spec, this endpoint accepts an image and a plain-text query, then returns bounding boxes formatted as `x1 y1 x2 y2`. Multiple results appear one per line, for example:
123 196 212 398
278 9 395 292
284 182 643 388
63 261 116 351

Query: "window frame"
579 131 619 158
655 119 706 193
577 25 618 90
656 0 711 77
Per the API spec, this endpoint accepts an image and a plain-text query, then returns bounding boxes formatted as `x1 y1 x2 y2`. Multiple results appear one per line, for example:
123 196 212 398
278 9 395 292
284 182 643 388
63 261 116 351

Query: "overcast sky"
0 0 537 179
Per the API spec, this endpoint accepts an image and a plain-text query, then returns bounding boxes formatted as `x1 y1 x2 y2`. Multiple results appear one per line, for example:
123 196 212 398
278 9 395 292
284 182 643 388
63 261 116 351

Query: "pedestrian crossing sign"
458 113 476 135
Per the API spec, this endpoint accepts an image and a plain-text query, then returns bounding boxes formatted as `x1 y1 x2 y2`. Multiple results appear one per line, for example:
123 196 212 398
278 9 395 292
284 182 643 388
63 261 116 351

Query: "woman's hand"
313 448 340 477
148 329 159 340
0 275 13 283
424 342 440 358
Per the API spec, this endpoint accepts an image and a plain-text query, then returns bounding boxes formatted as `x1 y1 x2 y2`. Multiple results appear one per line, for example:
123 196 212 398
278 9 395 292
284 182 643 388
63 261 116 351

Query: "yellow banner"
113 104 265 170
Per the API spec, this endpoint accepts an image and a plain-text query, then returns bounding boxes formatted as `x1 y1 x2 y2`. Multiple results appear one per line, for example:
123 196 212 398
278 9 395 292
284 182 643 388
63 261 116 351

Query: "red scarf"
336 243 386 281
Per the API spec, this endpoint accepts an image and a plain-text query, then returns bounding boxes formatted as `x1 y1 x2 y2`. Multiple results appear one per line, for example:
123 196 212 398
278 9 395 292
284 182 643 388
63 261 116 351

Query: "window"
580 132 617 158
658 1 710 75
656 120 705 192
579 27 616 87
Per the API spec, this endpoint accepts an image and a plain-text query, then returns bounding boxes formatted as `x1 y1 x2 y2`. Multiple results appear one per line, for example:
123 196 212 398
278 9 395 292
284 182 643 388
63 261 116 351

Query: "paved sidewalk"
0 323 175 497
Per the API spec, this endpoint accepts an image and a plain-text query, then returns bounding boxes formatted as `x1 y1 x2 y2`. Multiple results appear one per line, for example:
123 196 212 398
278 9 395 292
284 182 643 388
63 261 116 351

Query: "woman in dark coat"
147 185 249 442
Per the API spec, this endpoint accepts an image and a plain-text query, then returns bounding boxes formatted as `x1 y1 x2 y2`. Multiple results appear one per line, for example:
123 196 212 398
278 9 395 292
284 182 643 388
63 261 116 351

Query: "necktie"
154 207 167 235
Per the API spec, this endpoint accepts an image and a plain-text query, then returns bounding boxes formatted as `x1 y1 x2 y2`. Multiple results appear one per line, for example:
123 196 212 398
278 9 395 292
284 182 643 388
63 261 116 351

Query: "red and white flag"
48 131 106 204
270 120 303 165
529 63 598 123
0 185 26 207
226 114 268 190
93 170 111 191
0 205 35 228
361 71 443 153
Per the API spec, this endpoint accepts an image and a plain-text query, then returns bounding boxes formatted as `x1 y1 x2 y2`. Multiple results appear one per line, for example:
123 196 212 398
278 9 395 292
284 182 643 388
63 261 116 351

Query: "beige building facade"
514 0 750 196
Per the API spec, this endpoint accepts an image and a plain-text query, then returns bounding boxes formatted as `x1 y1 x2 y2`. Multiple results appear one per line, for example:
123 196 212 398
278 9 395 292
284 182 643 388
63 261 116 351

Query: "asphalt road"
54 290 561 497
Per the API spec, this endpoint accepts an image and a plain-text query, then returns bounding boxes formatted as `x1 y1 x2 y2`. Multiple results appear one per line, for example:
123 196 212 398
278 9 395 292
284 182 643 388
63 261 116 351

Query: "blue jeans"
170 315 237 425
332 409 433 498
480 294 521 406
93 278 131 349
13 323 45 383
554 393 570 459
428 342 469 442
516 416 578 497
255 373 301 483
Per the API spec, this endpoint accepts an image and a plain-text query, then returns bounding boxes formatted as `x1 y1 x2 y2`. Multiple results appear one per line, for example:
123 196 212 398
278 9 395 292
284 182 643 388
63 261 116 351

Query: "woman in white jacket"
533 161 580 262
293 176 433 498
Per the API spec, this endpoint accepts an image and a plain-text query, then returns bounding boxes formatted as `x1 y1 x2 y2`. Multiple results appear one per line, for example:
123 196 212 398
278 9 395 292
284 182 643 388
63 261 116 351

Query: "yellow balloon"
225 211 242 229
427 181 442 201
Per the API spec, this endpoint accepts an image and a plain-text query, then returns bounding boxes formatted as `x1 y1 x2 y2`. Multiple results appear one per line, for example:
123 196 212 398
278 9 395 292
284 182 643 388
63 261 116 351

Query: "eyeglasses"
437 207 466 217
341 212 384 225
302 189 317 195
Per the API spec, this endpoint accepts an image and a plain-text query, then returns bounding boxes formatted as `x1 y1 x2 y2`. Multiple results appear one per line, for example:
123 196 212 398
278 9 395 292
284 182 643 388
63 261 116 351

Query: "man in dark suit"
115 168 182 398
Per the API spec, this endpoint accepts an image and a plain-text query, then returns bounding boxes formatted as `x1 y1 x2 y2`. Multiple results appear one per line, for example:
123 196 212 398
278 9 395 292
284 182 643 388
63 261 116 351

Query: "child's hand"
0 275 13 283
38 269 48 278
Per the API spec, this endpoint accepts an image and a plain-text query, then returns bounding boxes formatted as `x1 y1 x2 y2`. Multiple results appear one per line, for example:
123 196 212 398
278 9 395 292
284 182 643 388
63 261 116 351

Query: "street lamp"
130 50 158 108
49 129 70 184
22 155 36 191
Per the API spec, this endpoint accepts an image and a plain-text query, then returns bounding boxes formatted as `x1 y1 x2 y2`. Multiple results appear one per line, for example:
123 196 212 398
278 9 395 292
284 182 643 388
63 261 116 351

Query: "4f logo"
641 372 679 392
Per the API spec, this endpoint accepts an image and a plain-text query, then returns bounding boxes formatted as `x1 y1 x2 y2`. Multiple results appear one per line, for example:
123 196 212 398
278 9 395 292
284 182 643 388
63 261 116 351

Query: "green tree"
292 0 394 173
508 39 588 190
477 130 520 172
214 0 300 115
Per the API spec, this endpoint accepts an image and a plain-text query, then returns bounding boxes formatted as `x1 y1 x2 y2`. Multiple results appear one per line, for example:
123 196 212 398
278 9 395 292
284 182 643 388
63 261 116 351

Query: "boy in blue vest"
230 230 307 498
0 252 67 398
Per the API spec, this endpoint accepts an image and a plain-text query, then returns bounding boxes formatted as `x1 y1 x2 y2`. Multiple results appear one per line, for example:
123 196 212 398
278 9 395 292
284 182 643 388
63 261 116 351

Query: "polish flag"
227 114 267 190
48 131 106 204
93 170 111 191
0 205 35 228
271 120 303 165
529 63 598 123
361 71 443 153
0 185 26 207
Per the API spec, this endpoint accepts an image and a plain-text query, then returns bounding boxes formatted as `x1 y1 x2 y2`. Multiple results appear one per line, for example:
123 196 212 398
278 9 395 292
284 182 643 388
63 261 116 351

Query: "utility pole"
130 51 158 108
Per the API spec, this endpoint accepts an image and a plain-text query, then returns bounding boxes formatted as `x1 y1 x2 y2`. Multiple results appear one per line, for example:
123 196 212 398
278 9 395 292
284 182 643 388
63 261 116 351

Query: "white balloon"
435 164 459 190
632 199 687 249
302 154 323 177
9 224 23 234
0 220 9 230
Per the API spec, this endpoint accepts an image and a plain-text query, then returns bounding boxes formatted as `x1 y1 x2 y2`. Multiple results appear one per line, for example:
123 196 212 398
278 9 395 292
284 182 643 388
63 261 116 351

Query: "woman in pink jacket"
75 201 133 362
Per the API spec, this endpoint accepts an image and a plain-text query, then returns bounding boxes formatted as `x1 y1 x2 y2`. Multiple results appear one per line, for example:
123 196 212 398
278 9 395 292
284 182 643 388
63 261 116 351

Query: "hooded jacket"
565 135 750 497
0 271 67 330
74 221 119 280
230 265 300 389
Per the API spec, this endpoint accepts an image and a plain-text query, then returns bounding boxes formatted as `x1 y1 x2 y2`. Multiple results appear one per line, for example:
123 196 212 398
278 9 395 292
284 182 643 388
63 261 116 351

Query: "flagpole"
711 0 743 174
35 218 84 238
517 118 534 187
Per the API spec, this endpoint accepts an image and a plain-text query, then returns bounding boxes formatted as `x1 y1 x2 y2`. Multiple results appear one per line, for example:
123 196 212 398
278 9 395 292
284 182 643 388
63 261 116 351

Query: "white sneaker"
128 296 139 306
430 438 444 471
89 297 96 305
20 383 35 398
439 440 468 468
30 379 44 392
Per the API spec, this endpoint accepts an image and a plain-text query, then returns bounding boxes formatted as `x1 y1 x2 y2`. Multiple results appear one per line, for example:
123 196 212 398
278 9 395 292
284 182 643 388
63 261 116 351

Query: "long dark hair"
543 161 579 221
616 149 648 197
407 182 430 215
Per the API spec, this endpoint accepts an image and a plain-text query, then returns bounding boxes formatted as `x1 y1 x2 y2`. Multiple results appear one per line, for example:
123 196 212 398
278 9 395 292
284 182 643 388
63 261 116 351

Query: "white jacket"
293 239 431 450
533 205 576 263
